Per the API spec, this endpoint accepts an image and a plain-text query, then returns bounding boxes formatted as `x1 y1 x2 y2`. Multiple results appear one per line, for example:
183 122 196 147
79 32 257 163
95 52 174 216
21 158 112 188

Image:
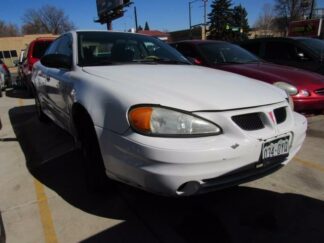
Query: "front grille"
232 113 264 131
315 88 324 95
274 107 287 124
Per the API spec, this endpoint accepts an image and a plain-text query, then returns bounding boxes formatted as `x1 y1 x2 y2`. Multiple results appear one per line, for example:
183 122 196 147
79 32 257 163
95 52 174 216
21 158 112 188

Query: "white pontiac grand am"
32 31 307 196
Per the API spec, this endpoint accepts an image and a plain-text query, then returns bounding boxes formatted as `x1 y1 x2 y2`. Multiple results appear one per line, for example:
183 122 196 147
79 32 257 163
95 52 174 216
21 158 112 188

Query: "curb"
0 212 5 243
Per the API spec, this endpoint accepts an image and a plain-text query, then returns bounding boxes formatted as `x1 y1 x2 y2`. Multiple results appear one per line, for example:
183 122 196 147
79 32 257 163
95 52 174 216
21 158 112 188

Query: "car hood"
217 62 324 90
82 64 286 111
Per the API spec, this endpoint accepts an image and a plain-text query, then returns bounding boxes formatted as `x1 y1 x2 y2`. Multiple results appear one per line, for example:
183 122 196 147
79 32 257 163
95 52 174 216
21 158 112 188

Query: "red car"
171 40 324 114
0 59 11 89
19 37 55 95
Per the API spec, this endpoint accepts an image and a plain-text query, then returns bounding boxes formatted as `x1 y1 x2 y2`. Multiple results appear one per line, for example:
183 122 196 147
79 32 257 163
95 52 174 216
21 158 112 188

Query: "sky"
2 0 324 32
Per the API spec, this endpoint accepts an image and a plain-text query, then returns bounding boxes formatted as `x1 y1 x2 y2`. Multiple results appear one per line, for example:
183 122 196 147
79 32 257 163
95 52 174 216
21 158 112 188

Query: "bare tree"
22 5 75 35
274 0 314 33
254 3 276 36
0 20 20 37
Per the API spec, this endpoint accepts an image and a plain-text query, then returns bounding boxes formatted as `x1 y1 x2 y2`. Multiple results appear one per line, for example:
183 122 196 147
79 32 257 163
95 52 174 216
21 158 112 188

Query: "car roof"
171 40 228 45
30 37 56 45
72 30 155 38
241 37 316 42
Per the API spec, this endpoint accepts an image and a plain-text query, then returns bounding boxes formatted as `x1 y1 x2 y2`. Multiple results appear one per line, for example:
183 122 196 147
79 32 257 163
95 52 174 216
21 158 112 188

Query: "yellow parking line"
18 98 58 243
294 157 324 173
34 179 58 243
18 98 24 107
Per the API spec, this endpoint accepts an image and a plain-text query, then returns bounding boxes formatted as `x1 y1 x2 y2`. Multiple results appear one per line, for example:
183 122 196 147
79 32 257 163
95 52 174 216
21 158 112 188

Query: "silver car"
32 31 307 196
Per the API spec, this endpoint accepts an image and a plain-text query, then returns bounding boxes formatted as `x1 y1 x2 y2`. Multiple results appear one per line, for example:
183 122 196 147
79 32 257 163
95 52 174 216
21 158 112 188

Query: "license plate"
262 136 290 160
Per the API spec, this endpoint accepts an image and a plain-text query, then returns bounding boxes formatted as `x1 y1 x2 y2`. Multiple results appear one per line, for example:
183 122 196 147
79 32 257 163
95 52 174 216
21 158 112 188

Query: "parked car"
171 40 324 114
237 37 324 75
14 49 26 88
0 59 11 91
19 37 55 95
0 72 4 97
32 31 306 196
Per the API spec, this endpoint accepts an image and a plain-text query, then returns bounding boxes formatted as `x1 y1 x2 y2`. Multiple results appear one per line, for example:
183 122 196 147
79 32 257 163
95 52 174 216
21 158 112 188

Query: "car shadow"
5 88 32 99
9 105 324 243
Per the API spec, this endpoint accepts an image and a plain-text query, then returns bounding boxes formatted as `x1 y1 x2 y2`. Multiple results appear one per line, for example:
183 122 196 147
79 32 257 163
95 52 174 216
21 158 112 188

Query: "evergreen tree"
137 25 143 31
144 21 150 30
208 0 233 40
232 5 249 40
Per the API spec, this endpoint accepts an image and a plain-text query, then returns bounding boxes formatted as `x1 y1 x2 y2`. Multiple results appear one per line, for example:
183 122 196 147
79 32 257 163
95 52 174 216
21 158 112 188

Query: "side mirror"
274 82 298 96
41 54 72 70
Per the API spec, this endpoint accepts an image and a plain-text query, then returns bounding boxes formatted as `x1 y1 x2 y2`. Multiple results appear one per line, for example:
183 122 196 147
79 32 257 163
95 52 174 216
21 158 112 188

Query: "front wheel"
76 112 109 192
35 94 50 122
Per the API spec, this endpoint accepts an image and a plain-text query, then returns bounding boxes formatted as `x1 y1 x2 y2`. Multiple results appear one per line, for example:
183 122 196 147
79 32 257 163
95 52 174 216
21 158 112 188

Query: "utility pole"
309 0 315 19
107 21 112 30
189 0 207 39
202 0 208 40
189 1 193 39
134 6 138 32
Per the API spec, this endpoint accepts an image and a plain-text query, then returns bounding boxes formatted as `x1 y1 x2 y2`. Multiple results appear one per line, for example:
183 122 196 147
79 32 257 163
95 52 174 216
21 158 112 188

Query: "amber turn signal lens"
129 107 153 133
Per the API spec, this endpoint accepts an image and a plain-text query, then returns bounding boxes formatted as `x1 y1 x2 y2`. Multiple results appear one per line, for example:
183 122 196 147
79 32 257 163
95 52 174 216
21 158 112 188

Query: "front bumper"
96 106 307 196
293 96 324 113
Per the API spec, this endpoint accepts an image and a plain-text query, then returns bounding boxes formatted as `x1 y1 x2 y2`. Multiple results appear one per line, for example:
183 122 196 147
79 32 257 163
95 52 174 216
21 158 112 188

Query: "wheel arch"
71 102 93 133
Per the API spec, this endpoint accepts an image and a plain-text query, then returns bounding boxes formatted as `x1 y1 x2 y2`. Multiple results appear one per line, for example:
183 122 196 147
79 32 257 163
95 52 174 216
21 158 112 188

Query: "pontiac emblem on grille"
269 111 276 125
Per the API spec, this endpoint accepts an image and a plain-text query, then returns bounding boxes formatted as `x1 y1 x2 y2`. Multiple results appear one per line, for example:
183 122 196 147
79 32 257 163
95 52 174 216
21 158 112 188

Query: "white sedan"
32 30 307 196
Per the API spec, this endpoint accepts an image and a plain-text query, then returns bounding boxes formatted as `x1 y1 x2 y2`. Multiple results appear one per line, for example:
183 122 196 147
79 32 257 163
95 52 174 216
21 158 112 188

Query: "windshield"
77 31 189 66
198 43 260 64
296 38 324 54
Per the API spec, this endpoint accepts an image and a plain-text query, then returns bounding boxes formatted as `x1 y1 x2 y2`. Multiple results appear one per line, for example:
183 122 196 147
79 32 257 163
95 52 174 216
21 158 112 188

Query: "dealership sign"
288 19 323 37
96 0 130 23
97 0 124 15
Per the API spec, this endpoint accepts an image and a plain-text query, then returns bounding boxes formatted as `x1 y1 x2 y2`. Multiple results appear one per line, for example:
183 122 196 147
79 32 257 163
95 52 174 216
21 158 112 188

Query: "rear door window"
264 42 296 60
174 43 197 58
241 42 261 55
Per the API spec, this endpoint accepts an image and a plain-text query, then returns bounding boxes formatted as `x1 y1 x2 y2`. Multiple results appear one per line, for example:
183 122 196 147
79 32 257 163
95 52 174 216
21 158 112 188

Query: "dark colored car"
18 37 55 95
171 40 324 114
237 37 324 75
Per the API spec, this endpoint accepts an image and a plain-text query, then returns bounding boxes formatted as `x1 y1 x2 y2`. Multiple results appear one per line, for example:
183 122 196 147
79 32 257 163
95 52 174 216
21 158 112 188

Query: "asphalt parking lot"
0 88 324 243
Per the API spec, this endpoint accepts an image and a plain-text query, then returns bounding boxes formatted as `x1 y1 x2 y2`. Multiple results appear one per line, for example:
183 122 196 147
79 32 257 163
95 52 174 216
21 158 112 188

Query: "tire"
27 84 34 97
35 94 50 122
76 111 109 192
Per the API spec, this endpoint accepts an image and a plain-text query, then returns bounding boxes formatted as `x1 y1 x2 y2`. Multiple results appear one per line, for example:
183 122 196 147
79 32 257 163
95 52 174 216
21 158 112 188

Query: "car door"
45 34 73 130
35 39 59 109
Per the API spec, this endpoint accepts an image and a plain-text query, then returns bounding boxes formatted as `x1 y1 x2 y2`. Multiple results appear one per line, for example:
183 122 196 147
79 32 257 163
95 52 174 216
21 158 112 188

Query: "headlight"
296 89 310 97
128 106 222 137
273 82 298 95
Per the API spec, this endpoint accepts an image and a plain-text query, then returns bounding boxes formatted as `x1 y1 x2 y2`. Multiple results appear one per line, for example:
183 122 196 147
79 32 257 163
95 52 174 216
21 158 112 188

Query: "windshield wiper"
244 60 261 64
136 56 190 65
217 61 243 65
82 60 115 66
217 60 260 65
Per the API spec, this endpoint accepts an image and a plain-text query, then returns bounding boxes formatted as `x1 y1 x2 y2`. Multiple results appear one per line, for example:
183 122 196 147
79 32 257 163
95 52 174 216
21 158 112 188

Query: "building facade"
0 34 57 68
